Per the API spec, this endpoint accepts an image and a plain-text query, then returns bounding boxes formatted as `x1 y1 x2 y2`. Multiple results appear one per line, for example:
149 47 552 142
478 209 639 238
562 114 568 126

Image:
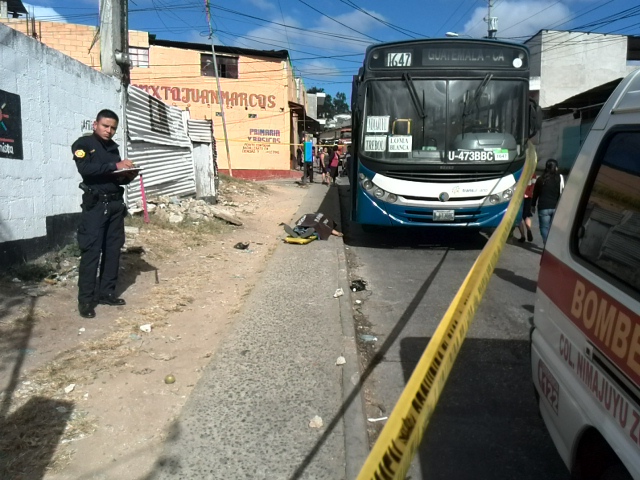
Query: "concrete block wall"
0 18 149 71
0 23 121 265
533 31 637 108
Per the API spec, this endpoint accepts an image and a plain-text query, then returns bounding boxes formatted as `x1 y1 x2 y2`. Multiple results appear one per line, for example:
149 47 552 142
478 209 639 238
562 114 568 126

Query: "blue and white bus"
350 38 539 229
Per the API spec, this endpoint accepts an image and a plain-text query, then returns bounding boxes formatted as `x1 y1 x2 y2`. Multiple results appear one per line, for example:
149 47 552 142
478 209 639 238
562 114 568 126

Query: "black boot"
98 295 126 306
78 303 96 318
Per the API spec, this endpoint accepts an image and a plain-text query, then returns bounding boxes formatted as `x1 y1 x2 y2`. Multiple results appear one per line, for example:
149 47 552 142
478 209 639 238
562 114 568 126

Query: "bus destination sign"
422 46 525 68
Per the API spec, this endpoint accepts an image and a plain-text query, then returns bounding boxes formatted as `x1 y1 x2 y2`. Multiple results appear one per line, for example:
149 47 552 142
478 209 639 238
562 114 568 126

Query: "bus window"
362 78 524 164
575 130 640 292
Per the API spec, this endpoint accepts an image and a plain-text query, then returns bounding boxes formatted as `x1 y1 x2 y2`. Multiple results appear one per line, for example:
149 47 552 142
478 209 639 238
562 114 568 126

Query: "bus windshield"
361 78 526 164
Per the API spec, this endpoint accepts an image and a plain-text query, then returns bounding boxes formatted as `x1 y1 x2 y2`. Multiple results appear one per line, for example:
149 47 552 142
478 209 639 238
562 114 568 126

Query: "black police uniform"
72 133 133 305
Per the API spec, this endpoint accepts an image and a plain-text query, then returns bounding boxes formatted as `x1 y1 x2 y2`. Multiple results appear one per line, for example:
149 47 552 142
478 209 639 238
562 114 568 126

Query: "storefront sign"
0 89 23 160
133 84 277 109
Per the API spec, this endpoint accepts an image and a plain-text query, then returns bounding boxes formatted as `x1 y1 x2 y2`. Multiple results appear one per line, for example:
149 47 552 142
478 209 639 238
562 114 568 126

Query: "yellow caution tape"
356 142 538 480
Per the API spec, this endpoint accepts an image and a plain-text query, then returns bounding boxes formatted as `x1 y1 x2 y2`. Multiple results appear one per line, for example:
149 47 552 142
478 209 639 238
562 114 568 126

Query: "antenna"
485 0 498 39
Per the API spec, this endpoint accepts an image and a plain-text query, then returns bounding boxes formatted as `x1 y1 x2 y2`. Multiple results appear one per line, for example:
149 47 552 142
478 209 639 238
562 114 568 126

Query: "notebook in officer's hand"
112 167 143 173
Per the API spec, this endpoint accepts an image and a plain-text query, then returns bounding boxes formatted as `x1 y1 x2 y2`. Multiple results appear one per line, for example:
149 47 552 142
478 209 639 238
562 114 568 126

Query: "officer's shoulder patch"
74 149 86 159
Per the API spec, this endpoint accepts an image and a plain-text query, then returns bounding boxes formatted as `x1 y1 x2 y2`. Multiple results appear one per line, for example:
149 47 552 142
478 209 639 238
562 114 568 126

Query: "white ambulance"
531 69 640 480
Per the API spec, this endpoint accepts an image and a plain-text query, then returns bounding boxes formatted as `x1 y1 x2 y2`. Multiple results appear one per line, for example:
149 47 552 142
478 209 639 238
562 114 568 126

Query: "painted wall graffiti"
133 84 277 109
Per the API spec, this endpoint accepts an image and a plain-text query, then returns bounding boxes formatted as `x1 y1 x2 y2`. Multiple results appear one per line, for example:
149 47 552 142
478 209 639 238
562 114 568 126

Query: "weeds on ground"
219 174 268 194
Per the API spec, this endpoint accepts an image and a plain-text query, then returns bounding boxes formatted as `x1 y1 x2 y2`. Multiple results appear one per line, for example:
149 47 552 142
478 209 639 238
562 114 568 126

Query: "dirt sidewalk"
0 177 307 480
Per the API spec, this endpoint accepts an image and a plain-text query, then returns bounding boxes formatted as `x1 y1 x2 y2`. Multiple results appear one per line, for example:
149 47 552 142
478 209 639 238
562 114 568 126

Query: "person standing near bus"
302 143 314 183
329 145 340 185
319 147 329 185
341 145 351 178
516 173 536 243
532 159 564 245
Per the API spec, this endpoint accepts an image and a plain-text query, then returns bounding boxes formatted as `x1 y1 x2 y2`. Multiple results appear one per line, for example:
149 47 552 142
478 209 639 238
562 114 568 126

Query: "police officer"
73 109 138 318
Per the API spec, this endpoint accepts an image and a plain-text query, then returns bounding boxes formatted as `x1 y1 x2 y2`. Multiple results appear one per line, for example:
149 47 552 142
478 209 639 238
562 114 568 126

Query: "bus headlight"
484 184 516 206
359 173 397 203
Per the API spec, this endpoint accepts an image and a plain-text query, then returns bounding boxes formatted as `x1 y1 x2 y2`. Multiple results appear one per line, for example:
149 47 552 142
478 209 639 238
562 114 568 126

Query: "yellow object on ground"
284 235 318 245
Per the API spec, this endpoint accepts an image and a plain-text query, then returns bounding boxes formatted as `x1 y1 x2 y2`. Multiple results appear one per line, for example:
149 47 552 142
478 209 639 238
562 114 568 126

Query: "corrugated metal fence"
125 86 196 208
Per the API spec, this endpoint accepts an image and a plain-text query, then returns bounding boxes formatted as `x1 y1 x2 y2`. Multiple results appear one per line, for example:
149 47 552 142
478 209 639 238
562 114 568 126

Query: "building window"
201 54 238 79
627 36 640 62
129 47 149 68
574 130 640 293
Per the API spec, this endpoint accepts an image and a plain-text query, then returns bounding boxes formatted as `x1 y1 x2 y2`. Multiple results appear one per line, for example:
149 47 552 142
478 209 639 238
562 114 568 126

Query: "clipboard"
112 167 143 174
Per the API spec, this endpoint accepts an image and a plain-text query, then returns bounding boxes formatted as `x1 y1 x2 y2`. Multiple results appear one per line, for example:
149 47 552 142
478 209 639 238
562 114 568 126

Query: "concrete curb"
328 185 370 479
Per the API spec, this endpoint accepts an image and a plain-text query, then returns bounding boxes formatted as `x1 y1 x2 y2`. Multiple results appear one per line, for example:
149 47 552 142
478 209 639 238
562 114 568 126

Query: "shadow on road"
493 267 538 293
400 336 568 479
0 292 75 479
288 248 450 479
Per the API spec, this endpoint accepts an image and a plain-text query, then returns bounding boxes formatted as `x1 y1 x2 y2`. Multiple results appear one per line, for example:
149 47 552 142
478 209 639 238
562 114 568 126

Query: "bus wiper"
403 73 426 119
463 73 493 118
474 73 493 104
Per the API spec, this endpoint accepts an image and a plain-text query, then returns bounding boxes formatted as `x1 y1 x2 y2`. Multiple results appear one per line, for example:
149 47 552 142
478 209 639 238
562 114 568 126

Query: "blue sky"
21 0 640 99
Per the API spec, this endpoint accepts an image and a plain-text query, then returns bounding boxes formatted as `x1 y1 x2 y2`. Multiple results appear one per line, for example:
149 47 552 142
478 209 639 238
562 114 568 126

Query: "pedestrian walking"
72 109 139 318
329 145 340 185
319 147 329 185
296 146 303 170
302 144 314 183
516 173 536 243
532 159 564 245
341 146 351 178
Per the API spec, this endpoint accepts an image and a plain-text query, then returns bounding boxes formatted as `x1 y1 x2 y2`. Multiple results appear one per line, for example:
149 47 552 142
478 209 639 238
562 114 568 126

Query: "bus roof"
363 37 529 57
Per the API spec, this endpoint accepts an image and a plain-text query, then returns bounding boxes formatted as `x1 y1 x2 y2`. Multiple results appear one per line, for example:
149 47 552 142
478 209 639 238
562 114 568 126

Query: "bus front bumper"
355 187 519 228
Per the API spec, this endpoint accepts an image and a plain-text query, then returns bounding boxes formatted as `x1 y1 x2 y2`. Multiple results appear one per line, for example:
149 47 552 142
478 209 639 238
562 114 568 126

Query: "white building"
526 30 640 108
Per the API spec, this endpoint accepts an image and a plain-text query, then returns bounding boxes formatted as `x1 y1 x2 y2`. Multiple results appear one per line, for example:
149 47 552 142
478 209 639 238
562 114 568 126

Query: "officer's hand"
116 159 135 170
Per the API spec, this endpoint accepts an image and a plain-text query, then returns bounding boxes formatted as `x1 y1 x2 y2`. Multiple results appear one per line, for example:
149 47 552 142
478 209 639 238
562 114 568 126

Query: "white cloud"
229 8 383 94
245 0 275 11
462 1 572 40
23 2 69 22
231 8 381 53
295 59 343 79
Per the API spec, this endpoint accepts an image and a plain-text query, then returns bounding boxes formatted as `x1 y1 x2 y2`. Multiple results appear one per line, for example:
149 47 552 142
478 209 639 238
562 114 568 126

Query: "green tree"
333 92 349 115
307 87 351 119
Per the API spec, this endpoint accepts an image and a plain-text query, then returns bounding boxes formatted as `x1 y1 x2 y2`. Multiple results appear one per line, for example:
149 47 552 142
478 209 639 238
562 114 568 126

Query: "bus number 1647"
386 53 412 67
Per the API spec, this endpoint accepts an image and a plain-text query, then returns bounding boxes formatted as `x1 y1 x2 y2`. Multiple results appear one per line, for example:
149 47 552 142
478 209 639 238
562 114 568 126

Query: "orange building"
0 17 313 179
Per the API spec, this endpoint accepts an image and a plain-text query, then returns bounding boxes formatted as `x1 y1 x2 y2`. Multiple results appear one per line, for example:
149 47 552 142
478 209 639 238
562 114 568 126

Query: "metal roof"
7 0 27 15
149 37 289 60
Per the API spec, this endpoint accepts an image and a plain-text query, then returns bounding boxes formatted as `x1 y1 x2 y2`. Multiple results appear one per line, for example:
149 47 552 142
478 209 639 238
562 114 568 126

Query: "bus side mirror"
529 99 542 138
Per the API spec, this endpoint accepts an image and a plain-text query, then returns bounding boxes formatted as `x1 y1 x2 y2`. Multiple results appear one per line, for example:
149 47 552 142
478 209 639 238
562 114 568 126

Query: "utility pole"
100 0 131 155
99 0 120 77
204 0 233 177
486 0 498 39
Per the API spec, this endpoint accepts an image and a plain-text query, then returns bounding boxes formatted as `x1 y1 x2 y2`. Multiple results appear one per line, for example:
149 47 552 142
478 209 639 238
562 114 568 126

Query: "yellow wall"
131 46 292 171
1 19 302 173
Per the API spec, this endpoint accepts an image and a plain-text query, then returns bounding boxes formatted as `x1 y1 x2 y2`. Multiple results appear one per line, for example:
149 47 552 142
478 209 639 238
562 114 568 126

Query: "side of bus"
531 70 640 479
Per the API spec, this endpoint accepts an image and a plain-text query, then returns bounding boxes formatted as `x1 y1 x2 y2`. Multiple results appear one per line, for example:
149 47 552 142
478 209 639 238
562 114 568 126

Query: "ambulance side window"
575 131 640 292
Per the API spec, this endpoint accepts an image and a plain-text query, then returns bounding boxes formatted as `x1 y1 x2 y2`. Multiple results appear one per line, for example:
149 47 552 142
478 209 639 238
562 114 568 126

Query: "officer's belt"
97 192 123 202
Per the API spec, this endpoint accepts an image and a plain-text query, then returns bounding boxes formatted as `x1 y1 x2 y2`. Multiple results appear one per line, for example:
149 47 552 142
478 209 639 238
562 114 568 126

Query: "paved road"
336 179 570 479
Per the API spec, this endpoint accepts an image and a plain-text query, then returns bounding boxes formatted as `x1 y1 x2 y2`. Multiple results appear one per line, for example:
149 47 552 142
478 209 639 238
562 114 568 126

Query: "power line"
295 0 382 42
337 0 422 39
